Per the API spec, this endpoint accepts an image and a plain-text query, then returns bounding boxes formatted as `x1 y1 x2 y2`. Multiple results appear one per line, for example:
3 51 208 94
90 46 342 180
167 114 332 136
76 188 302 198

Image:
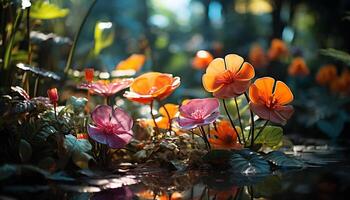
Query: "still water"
1 142 349 200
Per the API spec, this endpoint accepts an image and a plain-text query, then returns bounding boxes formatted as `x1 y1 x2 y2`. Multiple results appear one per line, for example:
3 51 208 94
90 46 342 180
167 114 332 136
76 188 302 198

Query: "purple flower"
177 98 220 130
78 79 133 97
88 105 133 148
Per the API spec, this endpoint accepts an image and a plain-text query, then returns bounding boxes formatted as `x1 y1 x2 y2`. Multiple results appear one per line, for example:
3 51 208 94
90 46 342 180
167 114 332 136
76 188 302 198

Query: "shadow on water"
1 143 350 200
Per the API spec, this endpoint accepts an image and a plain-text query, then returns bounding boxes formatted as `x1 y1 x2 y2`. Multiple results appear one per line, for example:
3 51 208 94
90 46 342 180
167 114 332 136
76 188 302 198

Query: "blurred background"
2 0 350 139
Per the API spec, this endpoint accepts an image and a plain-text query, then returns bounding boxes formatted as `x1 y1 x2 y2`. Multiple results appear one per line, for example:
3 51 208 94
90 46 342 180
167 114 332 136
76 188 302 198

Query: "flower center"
217 70 236 84
190 109 205 120
266 95 278 109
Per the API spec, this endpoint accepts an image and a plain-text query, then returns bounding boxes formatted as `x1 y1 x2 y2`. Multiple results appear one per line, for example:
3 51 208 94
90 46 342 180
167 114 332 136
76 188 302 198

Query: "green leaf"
19 139 32 162
204 149 271 175
64 134 92 153
264 151 305 169
319 48 350 65
66 96 88 112
254 126 283 148
30 1 69 19
94 22 114 55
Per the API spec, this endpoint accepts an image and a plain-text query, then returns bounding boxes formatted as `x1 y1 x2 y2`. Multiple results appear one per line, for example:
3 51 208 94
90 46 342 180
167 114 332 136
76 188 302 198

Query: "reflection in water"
1 145 349 200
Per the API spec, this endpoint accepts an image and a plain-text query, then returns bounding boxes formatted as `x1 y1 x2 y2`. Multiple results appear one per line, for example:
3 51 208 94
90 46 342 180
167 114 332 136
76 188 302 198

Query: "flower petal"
273 81 294 105
224 54 244 72
87 124 107 145
111 107 133 131
91 105 112 127
213 80 250 98
159 104 179 119
249 102 271 121
202 74 224 92
235 62 255 80
176 117 199 130
206 58 225 75
270 105 294 125
251 77 275 103
123 91 154 104
203 111 220 124
106 131 133 149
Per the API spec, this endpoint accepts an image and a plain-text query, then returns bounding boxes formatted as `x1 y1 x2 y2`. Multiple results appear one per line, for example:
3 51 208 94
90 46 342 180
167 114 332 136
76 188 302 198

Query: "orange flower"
330 70 350 94
192 50 214 70
139 103 179 129
316 64 337 85
248 44 268 68
208 120 242 150
202 54 255 98
115 54 146 72
267 39 288 60
124 72 180 104
288 57 309 76
249 77 294 125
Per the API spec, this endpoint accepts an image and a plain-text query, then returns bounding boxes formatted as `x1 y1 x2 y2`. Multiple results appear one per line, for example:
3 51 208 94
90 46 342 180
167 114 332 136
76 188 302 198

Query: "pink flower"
88 105 133 148
177 98 220 130
78 79 133 97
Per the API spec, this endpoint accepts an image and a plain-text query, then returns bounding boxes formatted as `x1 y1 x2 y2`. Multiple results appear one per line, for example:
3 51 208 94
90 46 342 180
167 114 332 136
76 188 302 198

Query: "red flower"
47 88 58 104
85 68 94 83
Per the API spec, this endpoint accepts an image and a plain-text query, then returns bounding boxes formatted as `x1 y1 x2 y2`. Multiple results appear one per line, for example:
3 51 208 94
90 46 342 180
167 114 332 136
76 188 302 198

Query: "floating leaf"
16 63 61 80
254 126 283 148
19 139 32 162
204 149 271 175
94 21 114 55
30 1 69 19
319 48 350 65
264 151 305 169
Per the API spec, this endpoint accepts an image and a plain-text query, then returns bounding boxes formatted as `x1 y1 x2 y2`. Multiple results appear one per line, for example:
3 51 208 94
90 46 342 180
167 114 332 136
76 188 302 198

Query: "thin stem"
254 120 269 141
3 9 23 70
54 104 58 121
150 101 160 135
26 7 32 64
234 97 245 143
33 76 39 97
222 99 242 144
64 0 98 74
199 126 211 151
161 104 172 133
244 92 255 147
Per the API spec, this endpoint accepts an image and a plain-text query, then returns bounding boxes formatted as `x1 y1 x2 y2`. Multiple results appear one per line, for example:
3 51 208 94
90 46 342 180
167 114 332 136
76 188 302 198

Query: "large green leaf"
64 134 92 153
254 126 283 148
94 22 114 55
264 151 305 169
30 1 69 19
204 149 271 175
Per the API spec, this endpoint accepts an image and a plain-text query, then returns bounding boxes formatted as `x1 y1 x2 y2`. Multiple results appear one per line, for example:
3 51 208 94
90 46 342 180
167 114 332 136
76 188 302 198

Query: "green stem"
222 99 242 144
64 0 98 74
150 101 160 136
234 97 245 143
3 9 23 70
199 126 211 151
161 104 173 133
254 120 269 141
244 92 255 147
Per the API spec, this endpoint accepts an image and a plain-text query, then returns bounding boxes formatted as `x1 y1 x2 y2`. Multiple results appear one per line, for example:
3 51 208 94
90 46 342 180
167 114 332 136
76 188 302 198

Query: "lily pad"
264 151 305 169
204 149 271 175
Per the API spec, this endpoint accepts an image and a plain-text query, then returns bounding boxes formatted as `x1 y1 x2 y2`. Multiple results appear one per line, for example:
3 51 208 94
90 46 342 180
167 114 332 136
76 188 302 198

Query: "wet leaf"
264 151 305 169
66 96 88 112
204 149 271 175
19 139 32 162
13 100 35 113
16 63 61 80
30 1 69 19
254 126 283 148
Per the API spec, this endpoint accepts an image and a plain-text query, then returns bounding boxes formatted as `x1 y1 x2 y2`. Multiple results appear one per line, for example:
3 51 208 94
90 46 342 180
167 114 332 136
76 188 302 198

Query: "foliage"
30 1 69 19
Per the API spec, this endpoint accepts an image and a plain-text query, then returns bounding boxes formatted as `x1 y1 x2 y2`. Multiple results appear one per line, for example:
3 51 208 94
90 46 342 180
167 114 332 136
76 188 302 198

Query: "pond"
1 140 349 200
